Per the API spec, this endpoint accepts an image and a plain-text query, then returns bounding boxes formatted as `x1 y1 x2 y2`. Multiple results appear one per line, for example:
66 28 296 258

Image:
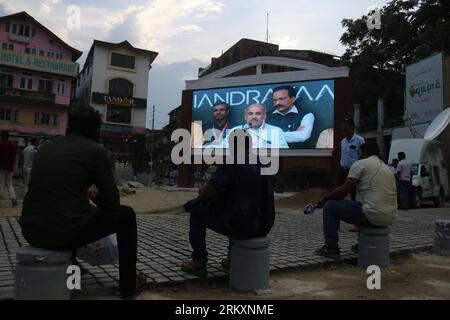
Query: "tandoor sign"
0 49 79 77
92 92 147 108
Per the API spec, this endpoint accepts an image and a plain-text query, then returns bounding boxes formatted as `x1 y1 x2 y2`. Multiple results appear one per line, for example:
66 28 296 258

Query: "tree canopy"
339 0 449 129
341 0 450 73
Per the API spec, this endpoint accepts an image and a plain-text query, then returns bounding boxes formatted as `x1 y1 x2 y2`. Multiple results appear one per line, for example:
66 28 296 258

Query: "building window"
106 105 132 124
39 50 45 57
57 80 65 95
20 74 33 90
110 52 135 70
35 112 57 126
0 108 18 122
108 78 133 97
38 76 53 94
0 109 17 121
25 47 36 55
2 43 14 51
0 71 14 88
9 24 34 37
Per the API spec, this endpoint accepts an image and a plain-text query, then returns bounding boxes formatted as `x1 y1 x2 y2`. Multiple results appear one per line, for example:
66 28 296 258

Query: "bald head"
244 104 266 129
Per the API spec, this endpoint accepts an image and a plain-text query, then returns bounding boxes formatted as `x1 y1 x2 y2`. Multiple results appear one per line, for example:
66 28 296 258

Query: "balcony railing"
0 87 55 104
8 33 31 44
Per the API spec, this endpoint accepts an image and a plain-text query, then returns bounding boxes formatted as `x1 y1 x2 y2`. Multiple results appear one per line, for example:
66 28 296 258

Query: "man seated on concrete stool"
182 138 276 276
313 141 397 260
19 107 145 299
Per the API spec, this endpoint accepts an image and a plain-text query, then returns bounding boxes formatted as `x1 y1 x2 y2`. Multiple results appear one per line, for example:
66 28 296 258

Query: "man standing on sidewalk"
0 130 18 207
22 138 40 192
396 152 412 210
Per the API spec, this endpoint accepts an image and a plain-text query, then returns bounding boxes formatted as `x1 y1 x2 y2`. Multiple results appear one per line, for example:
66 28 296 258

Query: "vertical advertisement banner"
406 52 444 124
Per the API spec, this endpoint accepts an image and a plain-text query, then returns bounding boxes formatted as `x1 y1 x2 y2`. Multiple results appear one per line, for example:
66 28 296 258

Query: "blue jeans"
189 202 229 261
398 180 410 210
323 200 380 249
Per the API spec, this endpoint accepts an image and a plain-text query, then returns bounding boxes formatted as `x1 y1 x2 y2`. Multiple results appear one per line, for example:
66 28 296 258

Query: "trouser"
398 180 410 210
69 205 138 297
189 202 230 261
0 169 16 200
23 168 32 192
323 200 382 249
339 167 356 200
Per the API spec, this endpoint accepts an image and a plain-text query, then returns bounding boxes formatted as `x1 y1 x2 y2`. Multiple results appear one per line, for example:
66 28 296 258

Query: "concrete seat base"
434 220 450 256
14 245 73 300
358 228 390 269
229 237 270 292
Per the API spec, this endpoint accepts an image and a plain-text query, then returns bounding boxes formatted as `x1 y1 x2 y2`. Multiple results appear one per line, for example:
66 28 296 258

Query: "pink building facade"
0 11 81 140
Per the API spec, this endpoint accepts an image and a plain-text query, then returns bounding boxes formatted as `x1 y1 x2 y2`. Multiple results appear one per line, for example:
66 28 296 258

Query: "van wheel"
433 190 445 208
414 189 422 209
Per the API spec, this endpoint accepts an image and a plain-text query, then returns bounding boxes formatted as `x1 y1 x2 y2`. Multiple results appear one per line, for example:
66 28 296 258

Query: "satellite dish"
424 107 450 140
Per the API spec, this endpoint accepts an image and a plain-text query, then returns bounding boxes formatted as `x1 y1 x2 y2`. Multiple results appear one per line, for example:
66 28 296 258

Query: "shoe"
315 245 341 260
121 273 147 300
221 258 229 271
181 259 207 276
351 243 359 253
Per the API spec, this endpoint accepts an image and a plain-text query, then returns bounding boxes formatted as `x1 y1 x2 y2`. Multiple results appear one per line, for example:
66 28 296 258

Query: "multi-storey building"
0 11 81 144
75 40 158 174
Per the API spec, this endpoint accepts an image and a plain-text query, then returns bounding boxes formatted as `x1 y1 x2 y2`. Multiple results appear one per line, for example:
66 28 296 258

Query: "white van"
388 138 449 207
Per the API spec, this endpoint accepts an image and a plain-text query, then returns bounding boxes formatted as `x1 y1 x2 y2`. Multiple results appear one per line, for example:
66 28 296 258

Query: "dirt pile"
276 187 328 209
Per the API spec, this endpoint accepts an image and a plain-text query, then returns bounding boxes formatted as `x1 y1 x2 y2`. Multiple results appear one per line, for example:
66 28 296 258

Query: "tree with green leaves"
339 0 449 131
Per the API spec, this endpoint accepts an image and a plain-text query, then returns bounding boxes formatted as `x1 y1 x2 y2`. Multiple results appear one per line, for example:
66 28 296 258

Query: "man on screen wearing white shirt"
226 104 288 149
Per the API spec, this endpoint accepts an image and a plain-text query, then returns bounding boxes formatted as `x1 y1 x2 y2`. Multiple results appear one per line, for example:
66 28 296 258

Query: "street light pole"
149 104 155 186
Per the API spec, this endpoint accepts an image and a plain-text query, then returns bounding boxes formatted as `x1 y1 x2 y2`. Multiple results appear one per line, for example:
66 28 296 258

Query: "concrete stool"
434 220 450 256
229 237 270 292
15 246 73 300
358 227 390 269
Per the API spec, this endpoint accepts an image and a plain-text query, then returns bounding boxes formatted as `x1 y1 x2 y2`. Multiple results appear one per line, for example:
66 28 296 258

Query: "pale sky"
0 0 391 128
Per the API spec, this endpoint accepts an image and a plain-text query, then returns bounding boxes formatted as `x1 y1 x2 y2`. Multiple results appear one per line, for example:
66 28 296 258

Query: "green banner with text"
0 49 79 77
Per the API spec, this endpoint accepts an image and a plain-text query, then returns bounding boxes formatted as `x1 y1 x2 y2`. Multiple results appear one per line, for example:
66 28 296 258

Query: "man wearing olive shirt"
20 107 144 299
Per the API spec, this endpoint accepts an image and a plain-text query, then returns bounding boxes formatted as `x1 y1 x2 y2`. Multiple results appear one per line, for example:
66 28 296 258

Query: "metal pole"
149 105 155 186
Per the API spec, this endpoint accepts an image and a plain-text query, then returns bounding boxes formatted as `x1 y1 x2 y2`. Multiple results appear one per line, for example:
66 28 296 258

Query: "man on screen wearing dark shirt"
266 85 315 149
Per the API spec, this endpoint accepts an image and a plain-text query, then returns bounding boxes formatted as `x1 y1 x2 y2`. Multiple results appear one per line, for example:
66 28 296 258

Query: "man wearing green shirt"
20 107 144 299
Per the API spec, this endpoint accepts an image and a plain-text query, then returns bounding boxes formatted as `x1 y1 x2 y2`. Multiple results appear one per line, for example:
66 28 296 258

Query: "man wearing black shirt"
182 152 275 275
